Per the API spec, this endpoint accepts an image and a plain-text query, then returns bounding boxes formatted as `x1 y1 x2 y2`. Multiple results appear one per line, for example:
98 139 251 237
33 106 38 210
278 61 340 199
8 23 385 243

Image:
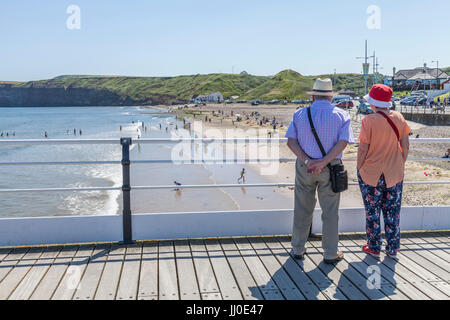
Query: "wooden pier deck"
0 232 448 300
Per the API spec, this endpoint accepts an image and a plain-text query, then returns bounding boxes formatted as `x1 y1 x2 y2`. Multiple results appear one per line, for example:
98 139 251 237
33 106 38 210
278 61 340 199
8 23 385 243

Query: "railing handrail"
0 137 449 145
0 157 449 167
1 180 449 193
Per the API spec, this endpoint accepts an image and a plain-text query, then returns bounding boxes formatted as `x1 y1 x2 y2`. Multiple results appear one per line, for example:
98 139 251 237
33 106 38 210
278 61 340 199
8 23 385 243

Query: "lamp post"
356 40 375 95
432 60 439 89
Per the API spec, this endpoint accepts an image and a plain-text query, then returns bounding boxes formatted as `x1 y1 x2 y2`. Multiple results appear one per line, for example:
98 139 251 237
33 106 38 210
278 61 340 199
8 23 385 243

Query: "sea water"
0 106 163 217
0 106 291 218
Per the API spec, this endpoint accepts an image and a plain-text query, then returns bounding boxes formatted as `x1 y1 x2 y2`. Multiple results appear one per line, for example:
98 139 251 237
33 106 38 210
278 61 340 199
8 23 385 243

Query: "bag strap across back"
307 107 327 158
377 111 400 141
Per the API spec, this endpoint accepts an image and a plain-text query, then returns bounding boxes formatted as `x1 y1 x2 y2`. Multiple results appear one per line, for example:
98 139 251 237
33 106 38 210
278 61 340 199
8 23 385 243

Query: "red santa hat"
364 84 393 109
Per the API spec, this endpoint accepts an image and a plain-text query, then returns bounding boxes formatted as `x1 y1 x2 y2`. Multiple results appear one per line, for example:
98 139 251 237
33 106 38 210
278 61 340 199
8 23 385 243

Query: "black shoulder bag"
307 107 348 193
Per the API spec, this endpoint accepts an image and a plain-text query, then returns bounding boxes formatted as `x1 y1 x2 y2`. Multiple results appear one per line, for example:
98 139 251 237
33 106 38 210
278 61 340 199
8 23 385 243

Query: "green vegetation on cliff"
1 69 393 105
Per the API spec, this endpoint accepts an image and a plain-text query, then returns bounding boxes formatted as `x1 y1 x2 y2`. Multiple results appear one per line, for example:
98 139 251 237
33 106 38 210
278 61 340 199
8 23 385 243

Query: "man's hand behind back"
307 159 327 174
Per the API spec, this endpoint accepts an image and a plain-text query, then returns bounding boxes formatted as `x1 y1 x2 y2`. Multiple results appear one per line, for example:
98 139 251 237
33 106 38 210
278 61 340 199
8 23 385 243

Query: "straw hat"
307 78 335 97
364 84 393 108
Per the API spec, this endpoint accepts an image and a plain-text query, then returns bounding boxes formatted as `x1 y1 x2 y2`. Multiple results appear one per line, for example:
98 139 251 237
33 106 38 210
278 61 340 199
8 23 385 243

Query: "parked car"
400 97 416 105
333 100 354 109
332 95 351 104
412 97 426 106
357 102 373 114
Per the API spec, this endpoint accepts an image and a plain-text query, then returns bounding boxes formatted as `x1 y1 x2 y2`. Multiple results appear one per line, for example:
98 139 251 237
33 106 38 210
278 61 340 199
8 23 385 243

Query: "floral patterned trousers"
358 172 403 255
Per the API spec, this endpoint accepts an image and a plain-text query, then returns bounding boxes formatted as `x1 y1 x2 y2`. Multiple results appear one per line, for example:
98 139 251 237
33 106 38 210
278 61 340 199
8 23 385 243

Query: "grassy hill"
2 69 392 105
12 73 269 105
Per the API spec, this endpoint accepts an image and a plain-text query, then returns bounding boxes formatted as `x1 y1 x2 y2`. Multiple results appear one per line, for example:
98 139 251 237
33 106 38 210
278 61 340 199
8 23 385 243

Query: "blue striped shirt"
285 100 355 159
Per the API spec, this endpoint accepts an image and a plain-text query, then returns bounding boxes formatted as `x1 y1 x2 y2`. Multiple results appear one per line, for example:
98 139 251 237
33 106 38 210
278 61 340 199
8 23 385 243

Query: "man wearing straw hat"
285 78 355 264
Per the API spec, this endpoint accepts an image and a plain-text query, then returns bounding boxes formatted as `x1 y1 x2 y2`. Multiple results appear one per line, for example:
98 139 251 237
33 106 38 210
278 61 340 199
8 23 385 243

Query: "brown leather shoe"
324 251 344 264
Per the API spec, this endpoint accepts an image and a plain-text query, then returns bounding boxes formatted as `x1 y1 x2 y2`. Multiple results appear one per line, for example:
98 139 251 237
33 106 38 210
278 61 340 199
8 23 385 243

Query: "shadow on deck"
0 231 448 300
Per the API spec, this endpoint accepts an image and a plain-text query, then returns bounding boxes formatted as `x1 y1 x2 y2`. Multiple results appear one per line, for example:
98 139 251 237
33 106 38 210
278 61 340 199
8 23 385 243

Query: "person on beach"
443 148 450 159
285 78 354 264
357 84 410 260
174 181 182 191
237 168 246 183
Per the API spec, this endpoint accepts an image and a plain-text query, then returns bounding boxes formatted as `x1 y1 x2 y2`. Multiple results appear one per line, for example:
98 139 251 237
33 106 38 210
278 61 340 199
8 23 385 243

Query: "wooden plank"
158 240 179 300
416 234 450 257
204 239 243 300
277 236 348 300
400 238 450 282
9 246 62 300
0 248 12 262
189 239 220 295
337 237 409 300
73 244 110 300
116 243 142 300
219 238 263 300
0 248 29 284
249 237 305 300
94 244 125 300
303 238 368 300
351 235 448 300
0 247 44 300
30 245 79 300
308 238 389 300
138 295 157 300
430 233 450 255
427 232 449 243
430 282 450 298
435 231 450 241
138 242 158 300
201 292 222 300
342 235 432 300
174 240 200 300
52 244 95 300
233 237 283 300
263 237 328 300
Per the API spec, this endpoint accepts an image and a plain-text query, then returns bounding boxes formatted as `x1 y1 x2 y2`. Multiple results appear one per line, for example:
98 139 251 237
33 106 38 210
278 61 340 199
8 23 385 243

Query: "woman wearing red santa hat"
357 84 411 260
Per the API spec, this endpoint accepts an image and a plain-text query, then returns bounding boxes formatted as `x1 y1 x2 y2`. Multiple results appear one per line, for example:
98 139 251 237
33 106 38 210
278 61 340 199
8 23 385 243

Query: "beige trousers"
291 159 341 260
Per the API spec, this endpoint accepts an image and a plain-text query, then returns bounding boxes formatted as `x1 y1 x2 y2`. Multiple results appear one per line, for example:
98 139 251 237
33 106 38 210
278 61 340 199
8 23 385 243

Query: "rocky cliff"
0 86 139 107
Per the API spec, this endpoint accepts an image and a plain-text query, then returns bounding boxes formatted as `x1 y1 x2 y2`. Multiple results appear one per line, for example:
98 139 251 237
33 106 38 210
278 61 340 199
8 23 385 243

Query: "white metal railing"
0 137 449 243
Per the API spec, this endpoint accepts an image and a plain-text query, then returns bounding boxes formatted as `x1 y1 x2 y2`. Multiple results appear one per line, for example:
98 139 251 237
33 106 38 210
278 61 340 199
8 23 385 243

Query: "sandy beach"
150 103 450 208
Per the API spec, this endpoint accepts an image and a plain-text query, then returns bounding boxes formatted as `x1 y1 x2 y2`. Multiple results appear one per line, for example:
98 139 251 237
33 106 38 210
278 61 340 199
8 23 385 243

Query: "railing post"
121 137 134 244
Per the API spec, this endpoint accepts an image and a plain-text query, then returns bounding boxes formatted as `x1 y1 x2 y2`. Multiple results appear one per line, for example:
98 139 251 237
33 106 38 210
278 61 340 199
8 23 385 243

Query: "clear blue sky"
1 0 449 81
